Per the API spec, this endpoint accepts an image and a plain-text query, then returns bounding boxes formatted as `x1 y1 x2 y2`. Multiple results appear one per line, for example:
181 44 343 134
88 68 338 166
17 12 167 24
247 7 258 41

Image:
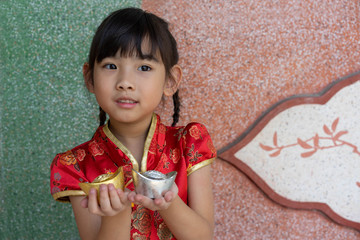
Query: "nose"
116 70 135 91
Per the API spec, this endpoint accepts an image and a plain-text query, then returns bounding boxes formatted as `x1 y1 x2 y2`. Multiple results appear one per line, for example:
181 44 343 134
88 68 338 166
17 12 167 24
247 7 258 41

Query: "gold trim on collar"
141 114 157 172
102 114 158 172
187 158 215 176
103 124 139 171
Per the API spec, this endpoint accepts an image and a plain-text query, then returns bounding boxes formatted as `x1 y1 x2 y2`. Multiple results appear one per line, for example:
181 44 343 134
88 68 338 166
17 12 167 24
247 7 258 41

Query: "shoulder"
176 122 216 175
184 122 210 139
163 121 216 158
51 142 88 167
182 122 215 153
156 114 210 138
164 122 212 142
50 143 88 176
51 126 104 169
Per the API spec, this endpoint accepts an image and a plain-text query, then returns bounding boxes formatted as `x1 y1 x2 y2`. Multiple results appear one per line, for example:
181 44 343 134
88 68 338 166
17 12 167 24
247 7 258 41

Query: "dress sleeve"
182 122 217 175
50 150 87 203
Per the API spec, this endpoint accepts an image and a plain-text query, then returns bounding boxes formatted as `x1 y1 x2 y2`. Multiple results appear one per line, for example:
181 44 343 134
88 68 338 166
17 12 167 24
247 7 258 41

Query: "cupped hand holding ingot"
132 169 177 199
79 167 125 203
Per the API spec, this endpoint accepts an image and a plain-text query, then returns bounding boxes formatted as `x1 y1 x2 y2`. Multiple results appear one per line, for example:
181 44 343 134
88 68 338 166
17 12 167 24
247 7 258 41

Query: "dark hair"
87 7 180 127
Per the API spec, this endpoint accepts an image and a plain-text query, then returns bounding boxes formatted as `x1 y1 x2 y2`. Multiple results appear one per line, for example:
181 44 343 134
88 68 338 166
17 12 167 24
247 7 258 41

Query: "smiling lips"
115 98 138 108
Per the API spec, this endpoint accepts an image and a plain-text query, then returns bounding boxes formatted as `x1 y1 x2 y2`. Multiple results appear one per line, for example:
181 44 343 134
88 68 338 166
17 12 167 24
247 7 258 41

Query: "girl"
50 7 216 240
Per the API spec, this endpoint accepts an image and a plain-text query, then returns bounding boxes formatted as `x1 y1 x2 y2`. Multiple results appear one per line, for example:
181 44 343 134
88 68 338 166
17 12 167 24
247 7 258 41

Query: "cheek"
144 86 165 106
94 93 106 107
92 83 112 105
93 77 112 92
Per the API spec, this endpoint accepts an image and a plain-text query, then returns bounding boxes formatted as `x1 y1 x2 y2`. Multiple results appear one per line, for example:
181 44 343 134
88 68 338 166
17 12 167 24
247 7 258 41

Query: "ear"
83 63 94 93
164 65 182 97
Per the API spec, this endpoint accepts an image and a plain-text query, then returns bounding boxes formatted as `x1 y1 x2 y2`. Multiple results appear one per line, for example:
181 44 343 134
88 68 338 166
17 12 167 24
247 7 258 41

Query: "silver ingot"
132 169 177 199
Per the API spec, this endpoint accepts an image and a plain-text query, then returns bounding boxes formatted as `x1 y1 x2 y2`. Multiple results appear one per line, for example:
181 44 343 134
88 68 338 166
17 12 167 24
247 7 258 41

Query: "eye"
138 65 151 71
104 64 117 69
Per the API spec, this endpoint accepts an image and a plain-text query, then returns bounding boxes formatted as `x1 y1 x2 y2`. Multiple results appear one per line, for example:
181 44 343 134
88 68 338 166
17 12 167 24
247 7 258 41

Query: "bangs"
91 11 161 64
96 32 160 61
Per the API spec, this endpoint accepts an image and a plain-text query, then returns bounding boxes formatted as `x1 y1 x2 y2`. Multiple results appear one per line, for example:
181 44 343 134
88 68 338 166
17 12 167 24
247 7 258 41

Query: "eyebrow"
140 54 159 62
101 52 160 63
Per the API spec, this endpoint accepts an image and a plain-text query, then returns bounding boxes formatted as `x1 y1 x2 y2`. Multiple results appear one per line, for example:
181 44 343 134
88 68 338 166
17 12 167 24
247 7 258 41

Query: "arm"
70 184 132 240
160 165 214 240
128 165 214 240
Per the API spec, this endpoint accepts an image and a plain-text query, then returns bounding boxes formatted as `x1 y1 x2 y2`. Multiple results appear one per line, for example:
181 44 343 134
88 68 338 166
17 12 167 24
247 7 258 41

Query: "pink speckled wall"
143 0 360 238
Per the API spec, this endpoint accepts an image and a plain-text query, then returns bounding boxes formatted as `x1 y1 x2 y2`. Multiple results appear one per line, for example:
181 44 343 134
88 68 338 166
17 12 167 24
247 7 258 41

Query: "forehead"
113 38 162 62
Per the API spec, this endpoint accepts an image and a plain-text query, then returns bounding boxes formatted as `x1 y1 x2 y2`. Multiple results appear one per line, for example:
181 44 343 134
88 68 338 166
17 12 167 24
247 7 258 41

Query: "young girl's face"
87 44 170 127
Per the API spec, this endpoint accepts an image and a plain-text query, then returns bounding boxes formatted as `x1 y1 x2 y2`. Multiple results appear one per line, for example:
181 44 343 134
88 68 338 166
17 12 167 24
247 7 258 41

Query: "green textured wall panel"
0 0 141 239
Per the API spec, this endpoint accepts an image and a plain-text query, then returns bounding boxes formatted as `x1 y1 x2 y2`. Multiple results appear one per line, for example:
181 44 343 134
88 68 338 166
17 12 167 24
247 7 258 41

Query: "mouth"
115 97 138 103
116 99 137 104
115 97 138 108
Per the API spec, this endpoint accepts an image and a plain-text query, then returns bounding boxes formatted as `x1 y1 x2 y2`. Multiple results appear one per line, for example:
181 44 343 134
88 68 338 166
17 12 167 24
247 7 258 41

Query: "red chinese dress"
50 114 216 239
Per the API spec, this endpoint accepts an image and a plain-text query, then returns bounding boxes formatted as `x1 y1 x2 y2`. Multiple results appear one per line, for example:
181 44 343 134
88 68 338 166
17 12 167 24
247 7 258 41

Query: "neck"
107 115 153 164
109 121 150 140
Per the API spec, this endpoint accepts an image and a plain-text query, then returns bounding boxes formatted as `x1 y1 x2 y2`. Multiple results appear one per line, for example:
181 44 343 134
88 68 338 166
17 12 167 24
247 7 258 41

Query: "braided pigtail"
99 107 107 126
171 90 180 127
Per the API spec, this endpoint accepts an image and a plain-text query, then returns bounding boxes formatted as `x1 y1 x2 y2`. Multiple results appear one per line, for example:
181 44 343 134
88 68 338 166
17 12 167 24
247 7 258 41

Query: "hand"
127 183 179 211
81 184 131 217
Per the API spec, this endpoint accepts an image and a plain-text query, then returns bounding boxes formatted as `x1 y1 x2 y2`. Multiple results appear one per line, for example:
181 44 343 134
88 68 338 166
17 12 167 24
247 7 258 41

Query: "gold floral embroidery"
170 148 180 164
89 141 104 156
74 149 86 161
148 139 157 155
157 222 173 240
174 127 185 141
132 232 148 240
59 150 76 165
154 154 170 171
189 125 201 140
186 143 203 162
132 206 152 235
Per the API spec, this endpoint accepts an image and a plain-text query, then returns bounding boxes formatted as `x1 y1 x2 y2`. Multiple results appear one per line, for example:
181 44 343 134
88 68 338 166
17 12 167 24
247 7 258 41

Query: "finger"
135 194 159 208
134 194 145 204
128 193 143 206
170 183 179 195
108 184 122 210
118 189 129 205
127 191 136 202
163 191 175 202
153 197 165 206
99 184 111 212
88 188 102 215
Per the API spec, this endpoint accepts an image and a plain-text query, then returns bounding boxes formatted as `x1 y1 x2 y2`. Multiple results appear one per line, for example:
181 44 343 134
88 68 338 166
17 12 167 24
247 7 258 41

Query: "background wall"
1 0 360 239
143 0 360 238
0 1 141 239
